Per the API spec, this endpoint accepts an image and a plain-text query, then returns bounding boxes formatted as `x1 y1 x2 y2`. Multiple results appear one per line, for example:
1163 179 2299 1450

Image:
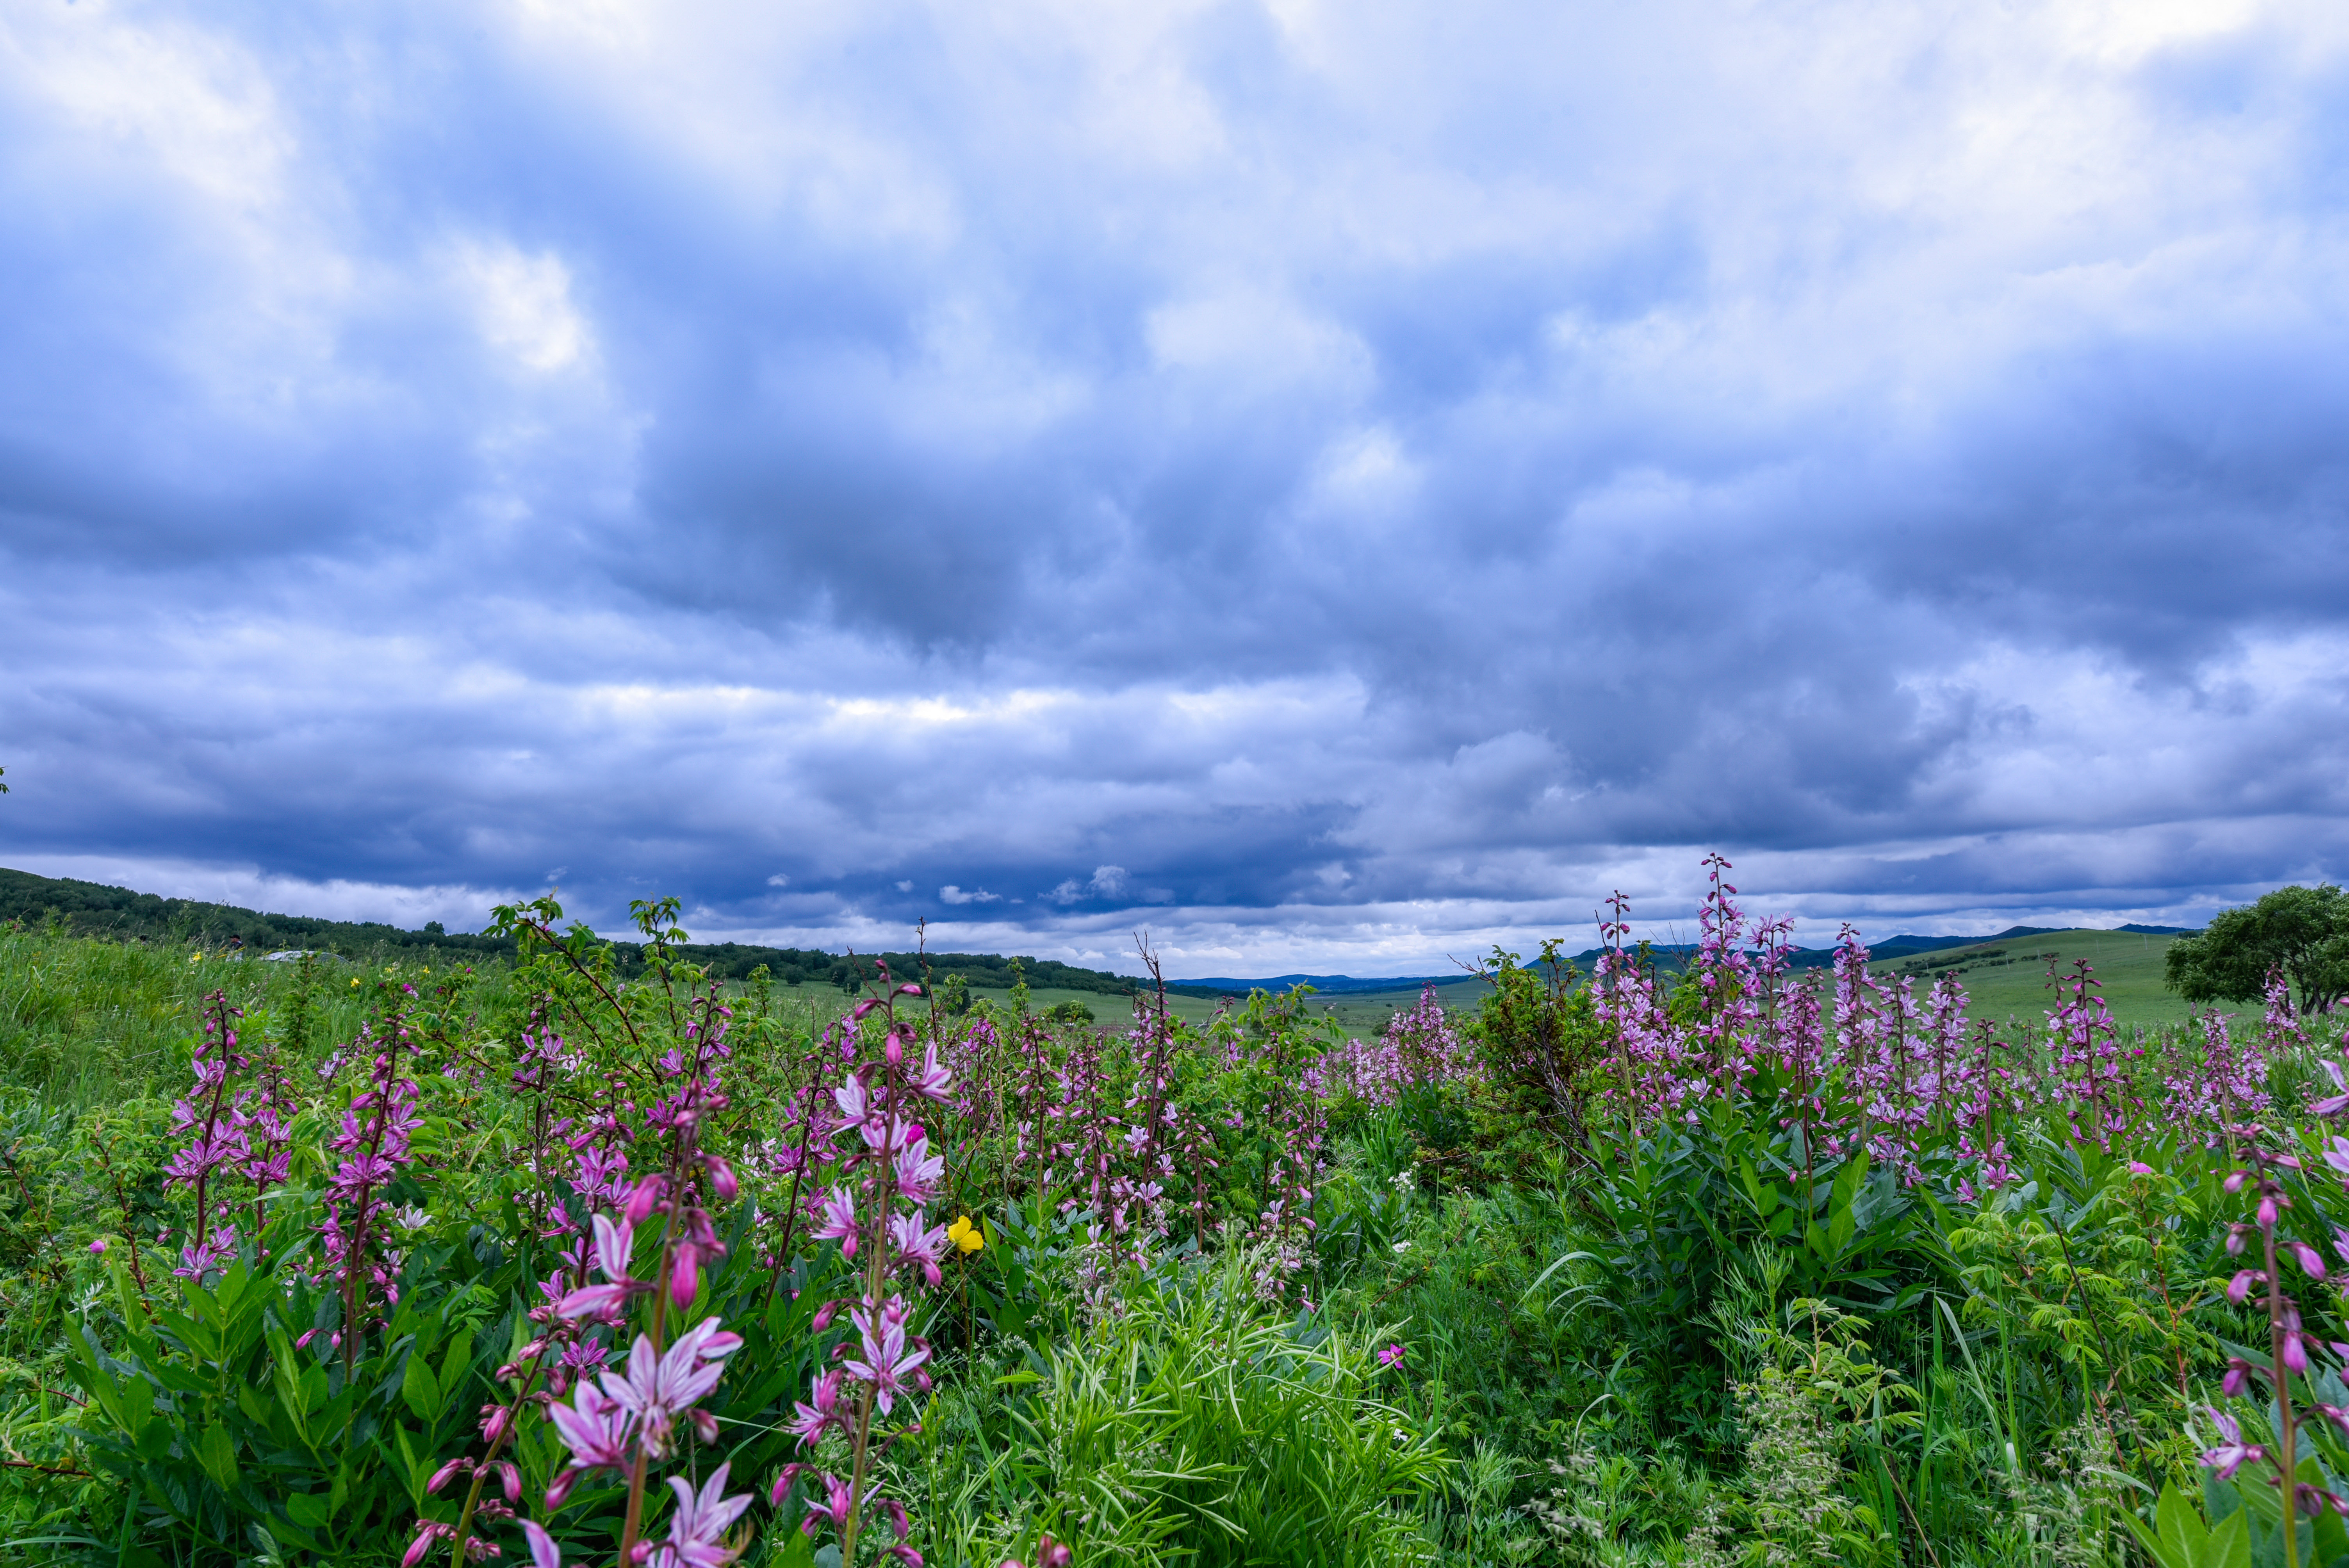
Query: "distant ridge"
0 866 1146 996
3 864 2203 998
1170 922 2205 995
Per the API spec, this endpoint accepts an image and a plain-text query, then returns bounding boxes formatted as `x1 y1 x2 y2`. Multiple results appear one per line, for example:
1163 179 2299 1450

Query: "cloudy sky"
3 0 2347 975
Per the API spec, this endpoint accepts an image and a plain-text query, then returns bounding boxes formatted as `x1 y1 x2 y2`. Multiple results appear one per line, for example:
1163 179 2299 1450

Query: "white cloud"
453 242 592 373
4 0 2347 971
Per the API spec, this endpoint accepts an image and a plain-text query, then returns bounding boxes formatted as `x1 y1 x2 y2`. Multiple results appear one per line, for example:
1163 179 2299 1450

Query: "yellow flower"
351 978 361 988
947 1216 984 1254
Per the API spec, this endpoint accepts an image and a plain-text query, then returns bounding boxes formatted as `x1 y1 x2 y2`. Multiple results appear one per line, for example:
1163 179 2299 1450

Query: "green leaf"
402 1354 444 1426
1828 1192 1857 1256
196 1421 239 1490
2128 1480 2205 1568
438 1325 476 1409
2127 1511 2188 1568
395 1424 429 1509
120 1374 153 1438
71 1326 127 1427
285 1492 333 1529
2194 1507 2249 1568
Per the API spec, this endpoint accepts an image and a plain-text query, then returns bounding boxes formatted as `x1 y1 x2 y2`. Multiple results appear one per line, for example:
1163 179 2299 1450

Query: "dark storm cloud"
3 0 2348 971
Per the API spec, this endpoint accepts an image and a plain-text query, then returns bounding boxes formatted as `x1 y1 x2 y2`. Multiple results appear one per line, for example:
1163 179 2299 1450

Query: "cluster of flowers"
2191 1128 2349 1530
319 1004 426 1361
779 976 957 1565
1586 859 2296 1195
1306 984 1477 1108
411 983 758 1568
152 918 1054 1568
160 992 296 1282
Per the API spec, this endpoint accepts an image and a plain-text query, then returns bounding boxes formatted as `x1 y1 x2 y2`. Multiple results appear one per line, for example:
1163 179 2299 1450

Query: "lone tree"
2165 882 2349 1014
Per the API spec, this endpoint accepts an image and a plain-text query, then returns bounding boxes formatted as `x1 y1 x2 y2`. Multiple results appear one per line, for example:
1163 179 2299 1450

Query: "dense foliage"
5 859 2349 1567
2167 884 2349 1015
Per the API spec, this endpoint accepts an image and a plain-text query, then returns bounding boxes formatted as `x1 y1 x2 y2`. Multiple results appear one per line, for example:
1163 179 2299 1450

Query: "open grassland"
2 879 2339 1568
1869 927 2206 1026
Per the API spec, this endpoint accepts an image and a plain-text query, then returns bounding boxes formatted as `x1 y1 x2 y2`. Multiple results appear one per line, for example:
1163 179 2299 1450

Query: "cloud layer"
4 0 2348 972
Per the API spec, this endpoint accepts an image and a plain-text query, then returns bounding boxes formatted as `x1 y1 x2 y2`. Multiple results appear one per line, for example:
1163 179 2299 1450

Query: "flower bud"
707 1158 738 1201
625 1174 665 1226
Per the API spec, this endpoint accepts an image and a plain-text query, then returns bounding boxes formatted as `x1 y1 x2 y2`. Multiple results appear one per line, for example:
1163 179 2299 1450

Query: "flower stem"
447 1344 551 1568
2266 1215 2300 1568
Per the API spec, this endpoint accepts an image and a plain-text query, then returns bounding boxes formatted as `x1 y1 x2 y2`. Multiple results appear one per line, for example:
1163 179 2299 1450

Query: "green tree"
2165 882 2349 1013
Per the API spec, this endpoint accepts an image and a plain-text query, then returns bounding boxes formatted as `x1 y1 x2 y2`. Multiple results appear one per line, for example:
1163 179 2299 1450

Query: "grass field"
2 902 2331 1566
1868 926 2210 1026
957 977 1499 1032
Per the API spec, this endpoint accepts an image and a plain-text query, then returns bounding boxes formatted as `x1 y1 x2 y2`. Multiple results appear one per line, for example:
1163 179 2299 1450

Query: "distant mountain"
1775 925 2067 970
1165 923 2192 996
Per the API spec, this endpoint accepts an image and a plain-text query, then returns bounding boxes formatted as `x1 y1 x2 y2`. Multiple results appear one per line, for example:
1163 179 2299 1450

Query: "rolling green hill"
1869 926 2214 1027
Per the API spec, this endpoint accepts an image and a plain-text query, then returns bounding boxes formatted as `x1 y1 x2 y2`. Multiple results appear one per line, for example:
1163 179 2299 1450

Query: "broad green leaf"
2125 1510 2188 1568
196 1421 239 1490
71 1327 127 1427
439 1325 476 1407
120 1373 154 1437
396 1423 428 1508
402 1354 444 1425
286 1491 333 1529
2194 1505 2249 1568
1828 1194 1857 1256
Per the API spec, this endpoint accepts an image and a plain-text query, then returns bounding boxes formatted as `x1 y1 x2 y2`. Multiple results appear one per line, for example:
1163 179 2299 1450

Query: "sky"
4 0 2348 977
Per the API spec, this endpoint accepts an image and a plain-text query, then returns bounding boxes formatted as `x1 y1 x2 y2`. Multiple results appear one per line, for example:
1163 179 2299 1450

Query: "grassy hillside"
1870 925 2210 1026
